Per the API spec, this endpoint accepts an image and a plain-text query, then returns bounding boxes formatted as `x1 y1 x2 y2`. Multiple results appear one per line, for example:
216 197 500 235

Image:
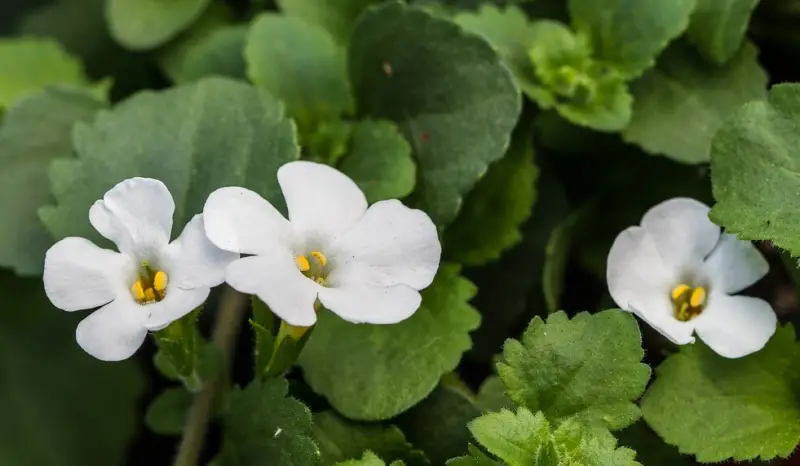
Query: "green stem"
172 287 248 466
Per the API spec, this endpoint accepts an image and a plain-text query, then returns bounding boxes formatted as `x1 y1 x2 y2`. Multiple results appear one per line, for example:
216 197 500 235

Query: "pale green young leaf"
218 377 320 466
641 324 800 462
499 310 650 430
623 41 767 164
709 83 800 255
335 451 404 466
687 0 759 64
314 411 428 466
444 129 537 266
0 88 104 275
277 0 385 43
469 408 556 466
338 119 416 203
153 310 223 392
246 14 352 131
553 421 640 465
161 24 247 84
476 375 514 412
106 0 211 51
349 1 520 225
0 38 89 108
145 387 193 435
299 264 480 420
568 0 696 78
446 445 502 466
39 77 299 243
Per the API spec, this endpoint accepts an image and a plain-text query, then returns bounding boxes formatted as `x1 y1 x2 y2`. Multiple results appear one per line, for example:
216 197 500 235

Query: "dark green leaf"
106 0 211 50
145 387 193 436
277 0 385 43
687 0 760 64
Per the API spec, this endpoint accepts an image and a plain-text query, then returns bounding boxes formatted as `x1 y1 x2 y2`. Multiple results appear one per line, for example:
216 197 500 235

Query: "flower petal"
75 299 149 361
44 237 129 312
166 214 239 289
318 284 422 324
328 200 441 290
694 293 777 358
89 178 175 253
278 161 367 240
225 253 319 326
702 233 769 295
640 198 720 269
144 287 211 331
203 187 292 255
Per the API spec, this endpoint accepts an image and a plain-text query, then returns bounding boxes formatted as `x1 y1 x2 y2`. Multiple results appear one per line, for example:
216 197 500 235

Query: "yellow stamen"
295 255 310 272
670 284 691 301
132 281 146 302
154 271 168 292
690 287 706 308
310 251 327 267
144 288 156 302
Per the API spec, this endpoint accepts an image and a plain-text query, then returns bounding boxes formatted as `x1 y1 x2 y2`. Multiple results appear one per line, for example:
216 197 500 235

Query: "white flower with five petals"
43 178 238 361
607 197 777 358
202 161 441 326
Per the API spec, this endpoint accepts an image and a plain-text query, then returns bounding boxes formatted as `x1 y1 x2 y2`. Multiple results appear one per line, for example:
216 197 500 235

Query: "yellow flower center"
670 283 707 322
295 251 328 286
131 261 168 305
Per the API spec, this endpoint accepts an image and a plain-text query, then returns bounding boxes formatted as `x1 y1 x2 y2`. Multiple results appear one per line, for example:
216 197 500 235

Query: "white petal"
703 234 769 294
89 178 175 253
75 299 149 361
166 214 239 289
328 200 441 290
629 307 696 346
203 187 292 255
694 293 777 358
640 198 720 269
225 253 319 326
318 284 422 324
144 287 211 331
44 237 129 312
278 161 367 240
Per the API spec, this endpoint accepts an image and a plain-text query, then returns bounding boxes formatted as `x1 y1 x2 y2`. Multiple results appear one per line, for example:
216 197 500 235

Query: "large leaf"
277 0 385 43
686 0 760 64
710 83 800 256
106 0 211 51
39 77 299 243
349 1 520 225
299 264 480 420
641 324 800 462
623 41 767 164
499 310 650 430
0 87 105 275
0 270 145 466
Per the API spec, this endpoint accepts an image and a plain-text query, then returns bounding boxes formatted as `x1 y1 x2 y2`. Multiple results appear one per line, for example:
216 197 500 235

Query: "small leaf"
568 0 695 78
252 296 277 377
246 13 352 131
338 119 416 203
499 310 650 430
161 23 247 84
641 324 800 462
106 0 211 51
153 310 223 392
446 445 502 466
277 0 385 43
299 264 480 420
617 422 694 466
145 387 193 435
335 451 399 466
476 375 514 412
218 377 320 466
686 0 759 64
444 129 537 266
349 1 520 225
623 40 767 164
542 211 579 313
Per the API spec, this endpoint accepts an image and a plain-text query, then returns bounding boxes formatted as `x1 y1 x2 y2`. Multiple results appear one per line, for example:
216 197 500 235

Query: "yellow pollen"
132 281 146 302
690 287 706 308
295 255 310 272
144 288 156 302
670 284 691 301
131 266 169 304
154 271 168 292
670 284 707 322
310 251 327 267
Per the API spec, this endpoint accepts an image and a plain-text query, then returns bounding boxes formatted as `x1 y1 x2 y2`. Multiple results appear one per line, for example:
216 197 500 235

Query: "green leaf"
710 83 800 255
349 1 520 225
161 24 247 84
0 270 145 466
616 422 694 466
568 0 696 78
314 411 428 466
542 211 578 313
306 119 354 165
145 387 193 436
153 310 223 392
246 14 352 131
0 37 89 108
39 77 299 243
499 310 650 430
338 119 416 203
476 375 514 412
335 451 403 466
444 129 537 266
686 0 759 64
219 377 320 466
277 0 385 43
622 40 767 164
0 87 105 275
106 0 211 51
299 264 481 420
446 445 502 466
641 324 800 462
252 296 277 377
396 384 482 465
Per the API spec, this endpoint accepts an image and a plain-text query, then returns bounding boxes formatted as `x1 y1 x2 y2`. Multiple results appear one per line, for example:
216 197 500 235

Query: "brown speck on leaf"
420 131 431 142
383 62 393 76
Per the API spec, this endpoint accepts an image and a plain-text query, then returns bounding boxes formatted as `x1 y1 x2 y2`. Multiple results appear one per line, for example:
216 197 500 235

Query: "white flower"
202 161 441 327
43 178 238 361
607 197 777 359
